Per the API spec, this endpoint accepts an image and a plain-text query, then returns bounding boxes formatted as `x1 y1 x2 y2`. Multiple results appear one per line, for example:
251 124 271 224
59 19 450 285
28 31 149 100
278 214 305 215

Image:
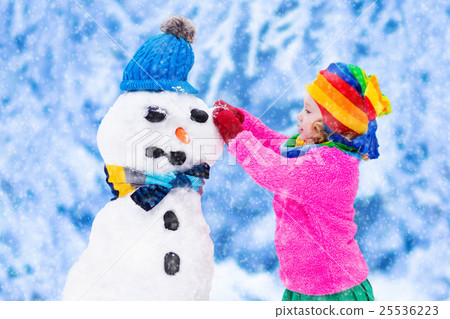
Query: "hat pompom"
161 15 196 43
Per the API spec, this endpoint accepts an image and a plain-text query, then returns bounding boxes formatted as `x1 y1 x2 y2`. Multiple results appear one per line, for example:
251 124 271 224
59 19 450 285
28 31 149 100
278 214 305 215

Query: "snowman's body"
62 91 223 300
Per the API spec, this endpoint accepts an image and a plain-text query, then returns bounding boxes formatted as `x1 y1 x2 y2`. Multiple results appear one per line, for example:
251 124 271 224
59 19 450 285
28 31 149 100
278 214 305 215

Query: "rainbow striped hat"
305 63 391 136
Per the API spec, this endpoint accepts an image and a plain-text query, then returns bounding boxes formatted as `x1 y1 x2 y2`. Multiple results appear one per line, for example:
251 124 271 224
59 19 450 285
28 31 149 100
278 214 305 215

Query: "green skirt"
282 279 375 301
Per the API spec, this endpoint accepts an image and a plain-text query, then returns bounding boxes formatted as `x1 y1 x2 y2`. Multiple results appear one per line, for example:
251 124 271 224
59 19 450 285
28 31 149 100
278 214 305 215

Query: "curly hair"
309 119 370 161
310 119 329 144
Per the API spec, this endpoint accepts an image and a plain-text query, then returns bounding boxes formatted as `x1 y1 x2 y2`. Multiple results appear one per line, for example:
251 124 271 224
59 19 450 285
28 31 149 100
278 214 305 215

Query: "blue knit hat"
120 15 198 94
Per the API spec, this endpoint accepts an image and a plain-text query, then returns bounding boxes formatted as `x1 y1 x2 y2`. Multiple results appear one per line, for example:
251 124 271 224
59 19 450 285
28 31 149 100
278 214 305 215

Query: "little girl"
212 62 391 301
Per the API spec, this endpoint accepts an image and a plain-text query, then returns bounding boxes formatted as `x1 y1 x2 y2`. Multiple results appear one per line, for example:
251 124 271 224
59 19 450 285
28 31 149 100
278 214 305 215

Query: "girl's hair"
310 119 329 144
310 119 370 161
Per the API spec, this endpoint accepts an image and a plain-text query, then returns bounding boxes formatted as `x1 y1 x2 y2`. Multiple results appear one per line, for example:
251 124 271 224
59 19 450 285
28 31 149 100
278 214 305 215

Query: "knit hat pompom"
160 15 196 43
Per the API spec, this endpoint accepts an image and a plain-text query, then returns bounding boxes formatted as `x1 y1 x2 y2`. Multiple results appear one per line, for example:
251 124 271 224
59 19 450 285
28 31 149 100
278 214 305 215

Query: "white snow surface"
63 189 214 300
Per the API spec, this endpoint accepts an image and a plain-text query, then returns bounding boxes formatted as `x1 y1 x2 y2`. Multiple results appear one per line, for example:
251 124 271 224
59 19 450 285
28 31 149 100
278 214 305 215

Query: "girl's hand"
213 100 245 123
212 100 244 144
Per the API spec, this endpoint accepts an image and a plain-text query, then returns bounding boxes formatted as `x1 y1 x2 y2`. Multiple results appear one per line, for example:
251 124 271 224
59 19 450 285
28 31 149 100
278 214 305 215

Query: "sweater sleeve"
239 108 290 155
227 130 328 199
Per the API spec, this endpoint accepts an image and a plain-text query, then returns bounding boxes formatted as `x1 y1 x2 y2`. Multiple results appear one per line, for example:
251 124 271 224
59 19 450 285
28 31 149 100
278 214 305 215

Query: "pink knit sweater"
227 109 369 295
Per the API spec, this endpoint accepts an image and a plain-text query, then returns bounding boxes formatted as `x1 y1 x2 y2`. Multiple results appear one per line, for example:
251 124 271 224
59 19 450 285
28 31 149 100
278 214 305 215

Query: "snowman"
62 16 224 300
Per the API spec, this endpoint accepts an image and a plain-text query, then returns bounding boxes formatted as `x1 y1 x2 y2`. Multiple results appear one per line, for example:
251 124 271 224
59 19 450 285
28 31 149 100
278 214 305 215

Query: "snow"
0 0 449 301
62 189 215 300
210 259 284 300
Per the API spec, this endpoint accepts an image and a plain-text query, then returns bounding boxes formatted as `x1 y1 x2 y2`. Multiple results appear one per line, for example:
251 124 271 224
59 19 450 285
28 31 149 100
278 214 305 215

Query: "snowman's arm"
239 108 289 155
227 131 322 200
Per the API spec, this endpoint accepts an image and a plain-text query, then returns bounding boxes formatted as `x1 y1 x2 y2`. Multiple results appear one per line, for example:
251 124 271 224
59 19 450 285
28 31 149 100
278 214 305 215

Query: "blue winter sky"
0 0 449 301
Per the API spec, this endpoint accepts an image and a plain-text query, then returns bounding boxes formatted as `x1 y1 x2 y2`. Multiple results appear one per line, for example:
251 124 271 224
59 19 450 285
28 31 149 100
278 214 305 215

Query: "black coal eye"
145 106 167 122
190 109 209 123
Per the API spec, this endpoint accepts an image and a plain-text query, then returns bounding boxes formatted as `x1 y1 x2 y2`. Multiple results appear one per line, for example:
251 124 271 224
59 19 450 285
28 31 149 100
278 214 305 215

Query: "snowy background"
0 0 449 301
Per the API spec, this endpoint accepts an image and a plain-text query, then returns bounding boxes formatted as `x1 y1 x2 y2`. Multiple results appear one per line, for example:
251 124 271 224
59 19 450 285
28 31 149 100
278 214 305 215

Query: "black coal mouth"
145 147 186 166
146 147 165 159
168 151 186 165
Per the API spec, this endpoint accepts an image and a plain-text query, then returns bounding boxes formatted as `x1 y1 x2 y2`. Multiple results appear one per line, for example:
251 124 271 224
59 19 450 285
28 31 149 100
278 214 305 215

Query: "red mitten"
213 108 244 144
213 100 245 124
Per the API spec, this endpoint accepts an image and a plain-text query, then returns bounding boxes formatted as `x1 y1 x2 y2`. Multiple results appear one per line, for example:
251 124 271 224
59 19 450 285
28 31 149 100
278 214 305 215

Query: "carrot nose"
175 127 190 144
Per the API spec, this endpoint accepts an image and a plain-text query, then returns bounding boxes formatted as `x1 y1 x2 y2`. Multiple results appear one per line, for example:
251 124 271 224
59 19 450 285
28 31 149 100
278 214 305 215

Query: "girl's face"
297 92 323 141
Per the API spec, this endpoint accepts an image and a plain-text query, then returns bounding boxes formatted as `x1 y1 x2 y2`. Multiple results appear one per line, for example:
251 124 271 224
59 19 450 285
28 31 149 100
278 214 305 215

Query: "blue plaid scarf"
105 163 210 211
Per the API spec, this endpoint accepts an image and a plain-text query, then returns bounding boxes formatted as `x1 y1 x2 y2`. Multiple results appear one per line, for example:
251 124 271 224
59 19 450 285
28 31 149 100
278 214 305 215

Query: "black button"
164 211 179 231
164 252 180 275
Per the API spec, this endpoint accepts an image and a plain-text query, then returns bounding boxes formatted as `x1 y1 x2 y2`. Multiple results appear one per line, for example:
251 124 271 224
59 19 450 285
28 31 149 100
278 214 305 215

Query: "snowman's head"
97 91 224 174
